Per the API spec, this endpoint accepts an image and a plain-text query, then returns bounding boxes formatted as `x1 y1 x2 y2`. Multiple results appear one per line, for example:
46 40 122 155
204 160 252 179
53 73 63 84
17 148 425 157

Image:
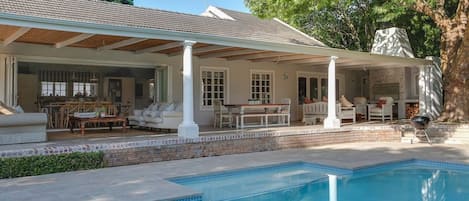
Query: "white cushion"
370 107 383 113
175 103 183 112
339 95 354 107
144 116 163 123
165 103 175 112
150 103 159 111
149 111 161 118
158 103 169 111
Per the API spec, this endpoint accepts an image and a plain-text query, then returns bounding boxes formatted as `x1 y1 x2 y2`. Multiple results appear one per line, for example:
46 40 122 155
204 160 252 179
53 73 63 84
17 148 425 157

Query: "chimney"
371 27 415 58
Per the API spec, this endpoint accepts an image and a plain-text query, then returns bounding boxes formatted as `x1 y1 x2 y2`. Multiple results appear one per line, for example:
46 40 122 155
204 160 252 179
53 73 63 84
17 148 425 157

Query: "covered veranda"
0 2 432 140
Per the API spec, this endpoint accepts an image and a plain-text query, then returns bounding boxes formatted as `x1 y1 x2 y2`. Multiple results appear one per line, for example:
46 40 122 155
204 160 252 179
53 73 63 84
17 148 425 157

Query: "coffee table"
69 116 127 136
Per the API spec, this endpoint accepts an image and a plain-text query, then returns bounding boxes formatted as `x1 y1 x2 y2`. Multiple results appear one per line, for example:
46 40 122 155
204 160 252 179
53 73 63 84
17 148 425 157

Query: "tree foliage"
246 0 468 121
104 0 134 5
245 0 448 57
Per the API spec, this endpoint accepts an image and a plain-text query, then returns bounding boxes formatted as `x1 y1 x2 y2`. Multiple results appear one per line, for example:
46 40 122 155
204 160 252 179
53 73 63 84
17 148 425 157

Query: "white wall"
2 42 357 125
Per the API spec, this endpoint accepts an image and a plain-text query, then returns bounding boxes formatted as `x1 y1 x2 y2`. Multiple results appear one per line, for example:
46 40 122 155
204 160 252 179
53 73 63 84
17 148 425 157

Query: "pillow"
339 95 354 107
304 98 312 104
0 101 16 115
165 103 175 112
322 96 328 102
158 103 169 111
376 99 387 108
150 103 159 111
175 103 183 112
15 105 24 113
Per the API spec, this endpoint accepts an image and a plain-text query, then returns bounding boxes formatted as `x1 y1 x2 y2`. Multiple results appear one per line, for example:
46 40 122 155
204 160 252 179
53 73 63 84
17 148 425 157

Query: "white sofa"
128 102 183 130
0 113 47 145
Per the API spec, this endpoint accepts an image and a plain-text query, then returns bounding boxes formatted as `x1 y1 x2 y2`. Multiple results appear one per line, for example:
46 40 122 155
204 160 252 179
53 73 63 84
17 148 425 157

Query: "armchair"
353 97 367 117
367 97 394 122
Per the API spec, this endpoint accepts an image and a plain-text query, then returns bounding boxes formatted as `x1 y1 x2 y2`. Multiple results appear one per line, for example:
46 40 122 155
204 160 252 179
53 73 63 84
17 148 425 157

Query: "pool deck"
2 142 469 201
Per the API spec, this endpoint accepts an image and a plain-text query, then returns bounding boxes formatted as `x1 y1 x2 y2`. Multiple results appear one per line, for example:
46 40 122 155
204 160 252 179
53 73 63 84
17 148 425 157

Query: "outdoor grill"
410 116 432 144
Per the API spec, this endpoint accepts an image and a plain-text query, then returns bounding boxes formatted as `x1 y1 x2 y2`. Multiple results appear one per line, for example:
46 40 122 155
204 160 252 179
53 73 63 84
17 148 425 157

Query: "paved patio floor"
2 142 469 201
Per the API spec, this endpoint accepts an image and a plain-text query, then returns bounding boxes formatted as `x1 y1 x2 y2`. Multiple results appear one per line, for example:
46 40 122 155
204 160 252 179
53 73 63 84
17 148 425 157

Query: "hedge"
0 152 105 179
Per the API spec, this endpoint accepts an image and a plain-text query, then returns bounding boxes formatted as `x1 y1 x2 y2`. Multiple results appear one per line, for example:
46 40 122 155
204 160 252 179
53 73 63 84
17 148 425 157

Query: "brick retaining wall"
104 128 401 167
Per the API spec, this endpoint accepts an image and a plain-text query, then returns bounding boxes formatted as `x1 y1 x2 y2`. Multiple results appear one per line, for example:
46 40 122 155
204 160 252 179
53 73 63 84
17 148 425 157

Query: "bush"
0 152 105 179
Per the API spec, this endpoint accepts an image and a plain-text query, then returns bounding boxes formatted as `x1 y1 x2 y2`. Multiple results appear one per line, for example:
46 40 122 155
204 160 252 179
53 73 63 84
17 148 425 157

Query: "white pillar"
324 56 340 128
328 174 338 201
0 55 18 106
178 40 199 138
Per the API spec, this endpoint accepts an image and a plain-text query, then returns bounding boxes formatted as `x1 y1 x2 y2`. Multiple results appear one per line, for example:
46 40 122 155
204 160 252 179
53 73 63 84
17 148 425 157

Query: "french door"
297 72 342 104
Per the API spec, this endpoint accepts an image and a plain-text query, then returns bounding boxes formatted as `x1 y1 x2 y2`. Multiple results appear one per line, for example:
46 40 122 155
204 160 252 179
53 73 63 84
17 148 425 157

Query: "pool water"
171 160 469 201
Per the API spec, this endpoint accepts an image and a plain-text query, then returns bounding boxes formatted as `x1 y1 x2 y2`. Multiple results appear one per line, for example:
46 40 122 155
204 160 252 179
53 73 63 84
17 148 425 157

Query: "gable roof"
0 0 325 47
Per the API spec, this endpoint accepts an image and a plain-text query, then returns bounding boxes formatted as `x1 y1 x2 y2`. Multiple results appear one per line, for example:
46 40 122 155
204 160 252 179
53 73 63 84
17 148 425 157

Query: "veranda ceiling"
0 24 431 69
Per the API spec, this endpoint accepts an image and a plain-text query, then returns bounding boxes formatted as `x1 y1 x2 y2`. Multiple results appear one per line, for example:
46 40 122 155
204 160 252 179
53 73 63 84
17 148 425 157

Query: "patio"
1 142 469 201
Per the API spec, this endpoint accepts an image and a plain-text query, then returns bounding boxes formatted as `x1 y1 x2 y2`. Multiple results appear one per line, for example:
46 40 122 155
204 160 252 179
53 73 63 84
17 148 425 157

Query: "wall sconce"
282 72 289 80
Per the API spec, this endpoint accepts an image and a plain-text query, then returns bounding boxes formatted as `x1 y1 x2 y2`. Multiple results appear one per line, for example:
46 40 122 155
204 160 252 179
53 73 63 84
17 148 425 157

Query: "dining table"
223 103 289 129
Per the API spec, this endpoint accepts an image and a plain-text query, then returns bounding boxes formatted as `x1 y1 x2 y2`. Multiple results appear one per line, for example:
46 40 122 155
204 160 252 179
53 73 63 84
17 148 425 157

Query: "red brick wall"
104 129 400 167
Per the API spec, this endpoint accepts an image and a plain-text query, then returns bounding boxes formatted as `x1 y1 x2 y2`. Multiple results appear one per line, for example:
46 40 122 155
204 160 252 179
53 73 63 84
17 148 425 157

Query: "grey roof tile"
0 0 325 47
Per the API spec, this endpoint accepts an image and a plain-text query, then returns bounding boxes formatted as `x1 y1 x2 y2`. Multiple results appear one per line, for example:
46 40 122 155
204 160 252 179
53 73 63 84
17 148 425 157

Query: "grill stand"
413 129 432 145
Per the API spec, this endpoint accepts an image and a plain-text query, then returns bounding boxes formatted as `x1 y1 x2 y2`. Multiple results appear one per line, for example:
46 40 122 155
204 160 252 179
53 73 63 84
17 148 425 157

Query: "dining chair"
213 100 233 128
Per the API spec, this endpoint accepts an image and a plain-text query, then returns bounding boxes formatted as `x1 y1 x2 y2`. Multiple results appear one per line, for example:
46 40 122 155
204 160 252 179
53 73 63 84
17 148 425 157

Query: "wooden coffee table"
69 116 127 136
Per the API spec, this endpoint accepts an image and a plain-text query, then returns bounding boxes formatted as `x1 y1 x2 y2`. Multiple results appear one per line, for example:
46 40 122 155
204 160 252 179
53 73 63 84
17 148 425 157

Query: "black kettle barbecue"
410 116 432 144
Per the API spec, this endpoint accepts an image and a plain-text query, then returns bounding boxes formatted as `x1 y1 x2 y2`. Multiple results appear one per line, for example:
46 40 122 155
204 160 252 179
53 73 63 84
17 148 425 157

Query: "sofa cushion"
144 116 163 123
0 101 16 115
175 103 183 112
339 95 354 107
370 107 383 113
165 103 175 112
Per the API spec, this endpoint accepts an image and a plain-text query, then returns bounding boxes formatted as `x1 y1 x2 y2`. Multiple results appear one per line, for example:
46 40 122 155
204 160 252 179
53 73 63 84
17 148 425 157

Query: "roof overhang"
0 12 432 69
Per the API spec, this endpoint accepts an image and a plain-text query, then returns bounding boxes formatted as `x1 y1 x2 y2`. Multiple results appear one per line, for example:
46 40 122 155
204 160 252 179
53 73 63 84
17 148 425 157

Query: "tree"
104 0 134 5
246 0 469 121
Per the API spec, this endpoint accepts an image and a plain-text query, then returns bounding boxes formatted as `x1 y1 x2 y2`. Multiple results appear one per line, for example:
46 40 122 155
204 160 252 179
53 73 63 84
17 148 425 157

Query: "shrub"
0 152 104 179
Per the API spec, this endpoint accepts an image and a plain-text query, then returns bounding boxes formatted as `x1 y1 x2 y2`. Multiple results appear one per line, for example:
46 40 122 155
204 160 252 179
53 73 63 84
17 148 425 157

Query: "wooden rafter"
97 38 147 51
169 45 231 56
278 57 329 64
135 41 182 54
198 49 265 58
226 52 291 61
55 33 95 48
251 54 320 62
1 27 31 47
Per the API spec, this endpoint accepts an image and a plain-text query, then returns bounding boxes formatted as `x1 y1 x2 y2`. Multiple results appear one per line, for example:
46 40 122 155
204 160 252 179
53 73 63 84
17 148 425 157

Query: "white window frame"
73 82 98 97
296 71 345 104
40 81 67 97
199 66 230 111
250 70 275 104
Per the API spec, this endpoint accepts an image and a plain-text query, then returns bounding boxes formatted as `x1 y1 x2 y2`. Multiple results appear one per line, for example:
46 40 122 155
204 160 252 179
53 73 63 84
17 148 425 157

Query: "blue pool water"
171 160 469 201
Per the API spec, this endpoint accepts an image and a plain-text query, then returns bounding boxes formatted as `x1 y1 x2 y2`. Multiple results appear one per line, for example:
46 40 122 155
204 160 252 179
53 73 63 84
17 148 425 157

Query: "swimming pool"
171 160 469 201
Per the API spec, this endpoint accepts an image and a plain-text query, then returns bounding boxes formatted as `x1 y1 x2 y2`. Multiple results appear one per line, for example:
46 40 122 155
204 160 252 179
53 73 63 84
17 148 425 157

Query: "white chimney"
371 27 415 58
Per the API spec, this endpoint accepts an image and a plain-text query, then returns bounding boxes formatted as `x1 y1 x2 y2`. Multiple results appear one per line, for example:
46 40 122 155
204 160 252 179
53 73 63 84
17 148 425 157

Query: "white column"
324 56 340 128
328 174 338 201
178 40 199 138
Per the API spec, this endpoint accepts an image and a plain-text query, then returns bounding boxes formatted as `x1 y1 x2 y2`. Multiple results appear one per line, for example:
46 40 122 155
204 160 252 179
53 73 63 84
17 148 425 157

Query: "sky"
134 0 250 15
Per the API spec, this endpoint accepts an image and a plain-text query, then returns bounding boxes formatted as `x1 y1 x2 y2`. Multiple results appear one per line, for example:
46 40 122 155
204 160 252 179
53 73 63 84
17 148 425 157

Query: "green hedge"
0 152 105 179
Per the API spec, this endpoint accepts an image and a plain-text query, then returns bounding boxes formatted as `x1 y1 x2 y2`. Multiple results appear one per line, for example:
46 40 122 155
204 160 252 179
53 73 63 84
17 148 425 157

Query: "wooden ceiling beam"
135 41 182 54
55 33 95 48
97 38 147 51
278 57 329 64
198 49 265 59
251 54 321 62
1 27 31 47
226 52 291 61
169 45 232 56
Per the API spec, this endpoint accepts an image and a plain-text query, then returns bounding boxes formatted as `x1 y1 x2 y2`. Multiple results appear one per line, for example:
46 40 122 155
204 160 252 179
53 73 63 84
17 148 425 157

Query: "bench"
303 103 356 125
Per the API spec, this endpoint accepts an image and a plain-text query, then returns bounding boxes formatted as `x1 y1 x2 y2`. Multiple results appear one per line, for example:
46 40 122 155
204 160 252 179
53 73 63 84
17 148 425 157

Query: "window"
73 82 97 97
250 71 274 104
41 81 66 96
200 67 228 109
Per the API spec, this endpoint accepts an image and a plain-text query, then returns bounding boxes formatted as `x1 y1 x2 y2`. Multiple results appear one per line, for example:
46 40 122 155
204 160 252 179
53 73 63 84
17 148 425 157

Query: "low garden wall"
0 126 401 178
